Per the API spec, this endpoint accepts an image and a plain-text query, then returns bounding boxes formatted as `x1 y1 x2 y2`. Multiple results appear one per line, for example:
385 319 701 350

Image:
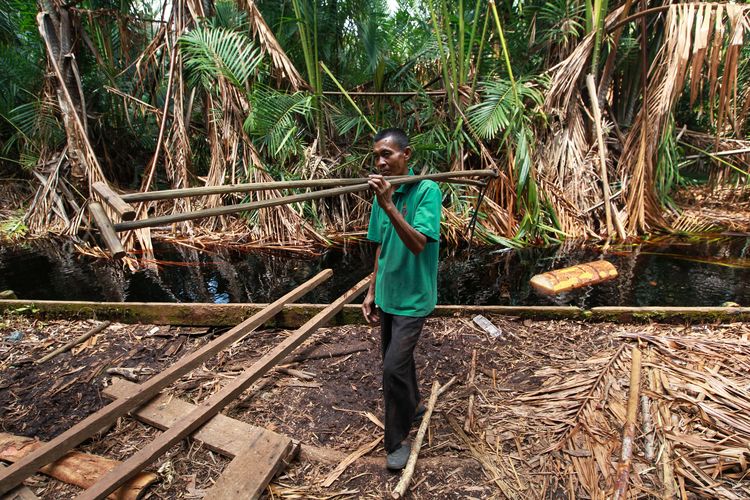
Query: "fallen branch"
464 349 477 433
613 346 642 500
392 377 456 499
291 341 370 363
36 321 111 365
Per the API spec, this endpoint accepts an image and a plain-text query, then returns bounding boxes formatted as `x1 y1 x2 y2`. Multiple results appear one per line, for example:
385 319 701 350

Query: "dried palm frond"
479 323 750 499
236 0 308 91
619 4 750 232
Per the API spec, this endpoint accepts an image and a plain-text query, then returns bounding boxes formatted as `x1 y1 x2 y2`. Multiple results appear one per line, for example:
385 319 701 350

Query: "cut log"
0 434 155 500
88 203 125 259
0 270 331 496
530 260 618 295
76 274 370 500
91 182 135 221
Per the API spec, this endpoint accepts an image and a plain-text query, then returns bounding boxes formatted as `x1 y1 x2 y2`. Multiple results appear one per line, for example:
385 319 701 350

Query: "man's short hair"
374 128 409 150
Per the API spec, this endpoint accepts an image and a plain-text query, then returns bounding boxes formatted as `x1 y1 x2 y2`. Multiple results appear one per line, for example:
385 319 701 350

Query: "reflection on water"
1 236 749 307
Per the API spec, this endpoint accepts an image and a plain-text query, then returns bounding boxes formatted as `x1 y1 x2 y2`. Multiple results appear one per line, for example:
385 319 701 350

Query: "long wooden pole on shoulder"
113 170 496 232
0 270 333 496
75 274 372 500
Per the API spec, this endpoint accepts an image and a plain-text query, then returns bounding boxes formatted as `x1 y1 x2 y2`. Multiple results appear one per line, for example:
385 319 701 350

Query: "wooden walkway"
0 271 370 499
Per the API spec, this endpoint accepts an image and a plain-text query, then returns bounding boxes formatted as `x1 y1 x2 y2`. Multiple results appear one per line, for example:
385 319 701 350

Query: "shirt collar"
394 168 415 194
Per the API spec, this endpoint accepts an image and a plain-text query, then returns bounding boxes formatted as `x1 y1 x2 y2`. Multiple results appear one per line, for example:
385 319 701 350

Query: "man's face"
373 136 411 177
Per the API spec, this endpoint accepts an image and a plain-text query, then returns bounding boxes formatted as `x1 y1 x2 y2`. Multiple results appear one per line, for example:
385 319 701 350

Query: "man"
362 128 442 470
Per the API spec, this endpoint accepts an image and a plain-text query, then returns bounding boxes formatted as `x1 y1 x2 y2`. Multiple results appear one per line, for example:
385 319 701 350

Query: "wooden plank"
103 379 293 500
7 299 750 325
88 203 125 259
92 182 136 221
203 438 293 500
113 170 495 231
120 176 392 203
0 300 587 326
102 379 286 459
0 270 332 496
0 465 38 500
77 275 371 500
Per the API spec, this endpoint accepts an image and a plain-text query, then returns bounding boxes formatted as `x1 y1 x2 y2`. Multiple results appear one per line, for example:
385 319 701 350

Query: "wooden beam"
0 270 332 496
92 182 136 221
104 381 294 500
113 170 496 232
202 439 293 500
101 379 286 459
88 203 125 259
76 274 371 500
0 300 588 326
6 299 750 324
105 379 296 500
0 465 38 500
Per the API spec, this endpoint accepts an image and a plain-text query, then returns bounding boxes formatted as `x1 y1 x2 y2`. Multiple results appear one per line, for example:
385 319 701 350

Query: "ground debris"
2 314 749 498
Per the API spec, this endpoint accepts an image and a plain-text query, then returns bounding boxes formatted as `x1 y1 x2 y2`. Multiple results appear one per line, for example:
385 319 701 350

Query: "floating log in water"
530 260 618 295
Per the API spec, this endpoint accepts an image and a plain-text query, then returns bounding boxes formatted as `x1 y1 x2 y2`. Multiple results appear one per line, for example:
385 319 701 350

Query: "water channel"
1 236 748 307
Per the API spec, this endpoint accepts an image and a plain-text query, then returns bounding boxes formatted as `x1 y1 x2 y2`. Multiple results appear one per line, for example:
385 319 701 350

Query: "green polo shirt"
367 169 442 317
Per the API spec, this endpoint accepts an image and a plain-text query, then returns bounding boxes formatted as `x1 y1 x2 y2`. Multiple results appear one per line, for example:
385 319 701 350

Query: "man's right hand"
362 292 379 324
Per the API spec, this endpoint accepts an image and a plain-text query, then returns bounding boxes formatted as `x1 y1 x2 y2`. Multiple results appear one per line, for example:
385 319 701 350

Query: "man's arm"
367 175 427 255
362 245 381 323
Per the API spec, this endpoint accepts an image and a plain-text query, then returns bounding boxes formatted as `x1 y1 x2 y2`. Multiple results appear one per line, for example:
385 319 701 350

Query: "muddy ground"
0 312 742 498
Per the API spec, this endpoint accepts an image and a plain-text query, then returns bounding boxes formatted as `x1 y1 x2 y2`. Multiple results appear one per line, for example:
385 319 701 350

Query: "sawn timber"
2 300 750 325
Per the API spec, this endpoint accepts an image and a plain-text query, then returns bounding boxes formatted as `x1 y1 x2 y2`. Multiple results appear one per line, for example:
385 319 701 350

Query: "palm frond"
244 86 313 162
466 80 515 140
179 25 262 90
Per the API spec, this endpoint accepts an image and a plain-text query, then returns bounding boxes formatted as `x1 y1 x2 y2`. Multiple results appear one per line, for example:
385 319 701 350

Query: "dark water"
1 236 749 307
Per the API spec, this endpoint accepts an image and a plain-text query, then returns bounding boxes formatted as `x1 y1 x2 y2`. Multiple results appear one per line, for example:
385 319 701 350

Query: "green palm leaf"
244 86 313 161
180 26 262 90
466 80 515 140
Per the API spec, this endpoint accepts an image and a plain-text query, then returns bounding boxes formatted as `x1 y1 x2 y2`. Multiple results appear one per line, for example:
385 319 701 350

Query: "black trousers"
380 311 426 453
